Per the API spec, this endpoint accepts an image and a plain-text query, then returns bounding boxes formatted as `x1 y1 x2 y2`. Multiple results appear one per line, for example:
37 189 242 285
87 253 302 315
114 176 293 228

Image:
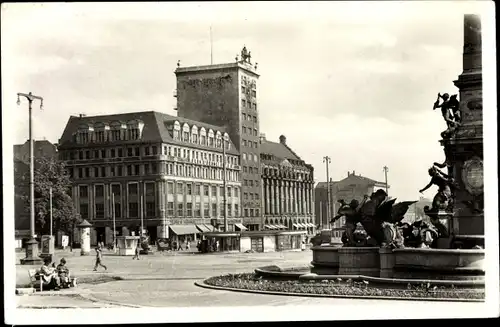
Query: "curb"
74 292 143 308
193 281 485 303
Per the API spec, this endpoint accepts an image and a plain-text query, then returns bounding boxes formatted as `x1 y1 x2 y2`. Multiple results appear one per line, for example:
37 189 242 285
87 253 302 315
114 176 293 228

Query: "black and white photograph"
2 1 498 323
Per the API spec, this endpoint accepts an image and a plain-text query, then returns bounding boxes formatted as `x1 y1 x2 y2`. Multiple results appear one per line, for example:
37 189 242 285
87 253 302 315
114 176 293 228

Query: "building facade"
314 171 388 229
57 111 242 245
174 51 262 229
260 134 315 235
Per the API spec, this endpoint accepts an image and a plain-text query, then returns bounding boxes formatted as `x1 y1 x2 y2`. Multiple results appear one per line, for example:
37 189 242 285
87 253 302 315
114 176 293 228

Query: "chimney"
79 114 86 118
279 135 287 145
347 171 350 177
353 170 355 176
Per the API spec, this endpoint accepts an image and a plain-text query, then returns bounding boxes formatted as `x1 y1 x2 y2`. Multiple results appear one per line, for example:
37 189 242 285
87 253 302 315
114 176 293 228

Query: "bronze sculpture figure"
331 190 416 248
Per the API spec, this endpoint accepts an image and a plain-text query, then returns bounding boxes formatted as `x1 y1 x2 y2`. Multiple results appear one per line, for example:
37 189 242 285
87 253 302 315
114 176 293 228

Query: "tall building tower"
175 47 262 230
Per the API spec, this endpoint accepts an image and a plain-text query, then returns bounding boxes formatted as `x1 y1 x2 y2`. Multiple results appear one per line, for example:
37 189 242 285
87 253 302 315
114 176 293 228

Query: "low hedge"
204 273 484 300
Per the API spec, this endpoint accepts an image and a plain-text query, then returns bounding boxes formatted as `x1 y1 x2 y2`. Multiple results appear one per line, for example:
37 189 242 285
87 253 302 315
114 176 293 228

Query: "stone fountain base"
311 246 484 281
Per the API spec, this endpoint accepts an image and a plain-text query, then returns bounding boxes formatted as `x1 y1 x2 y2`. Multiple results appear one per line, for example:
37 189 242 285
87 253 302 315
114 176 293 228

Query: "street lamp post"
18 92 44 265
322 156 331 229
383 166 389 195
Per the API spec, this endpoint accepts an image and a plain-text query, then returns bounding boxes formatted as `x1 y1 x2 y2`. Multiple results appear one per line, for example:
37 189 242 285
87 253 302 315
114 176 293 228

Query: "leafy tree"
18 157 81 236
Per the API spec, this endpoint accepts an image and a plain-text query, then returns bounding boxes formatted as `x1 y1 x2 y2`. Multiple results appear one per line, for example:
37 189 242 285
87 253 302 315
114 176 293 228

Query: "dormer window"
173 121 181 140
208 129 215 147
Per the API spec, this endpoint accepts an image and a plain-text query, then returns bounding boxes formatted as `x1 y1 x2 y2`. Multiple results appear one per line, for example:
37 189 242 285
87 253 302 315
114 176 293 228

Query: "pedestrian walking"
186 241 190 251
133 243 140 260
93 245 107 271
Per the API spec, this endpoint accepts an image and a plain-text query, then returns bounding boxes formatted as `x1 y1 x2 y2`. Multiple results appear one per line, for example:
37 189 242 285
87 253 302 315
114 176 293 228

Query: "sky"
1 1 492 201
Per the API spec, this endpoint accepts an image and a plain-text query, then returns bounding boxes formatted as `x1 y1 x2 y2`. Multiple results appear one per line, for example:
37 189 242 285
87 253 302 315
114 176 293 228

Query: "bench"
27 269 77 291
28 269 43 292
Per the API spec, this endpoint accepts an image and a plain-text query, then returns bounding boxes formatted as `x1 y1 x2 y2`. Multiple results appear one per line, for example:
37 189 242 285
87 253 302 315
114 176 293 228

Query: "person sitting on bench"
56 258 71 288
39 257 61 290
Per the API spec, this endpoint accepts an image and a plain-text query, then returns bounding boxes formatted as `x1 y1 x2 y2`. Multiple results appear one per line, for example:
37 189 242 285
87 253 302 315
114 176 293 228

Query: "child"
93 245 107 271
56 258 71 288
133 243 140 260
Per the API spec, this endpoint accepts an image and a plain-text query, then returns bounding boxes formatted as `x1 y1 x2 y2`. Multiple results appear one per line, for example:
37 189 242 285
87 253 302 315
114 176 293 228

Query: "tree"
18 157 81 236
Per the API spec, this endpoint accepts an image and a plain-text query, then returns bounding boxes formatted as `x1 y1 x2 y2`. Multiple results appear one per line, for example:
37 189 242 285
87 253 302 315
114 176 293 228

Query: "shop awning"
169 225 200 235
235 223 248 231
276 224 286 229
279 224 288 229
204 224 218 232
264 225 275 230
292 223 300 228
196 224 210 233
298 223 306 228
306 223 314 228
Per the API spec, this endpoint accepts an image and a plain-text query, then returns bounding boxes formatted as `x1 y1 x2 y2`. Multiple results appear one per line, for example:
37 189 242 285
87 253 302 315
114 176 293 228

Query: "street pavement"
14 248 486 310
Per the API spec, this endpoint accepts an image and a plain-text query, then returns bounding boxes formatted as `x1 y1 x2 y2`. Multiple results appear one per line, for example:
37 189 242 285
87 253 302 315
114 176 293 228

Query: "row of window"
172 129 230 150
242 153 259 162
242 166 259 174
242 139 259 149
241 99 257 110
242 113 258 123
243 179 260 187
242 126 258 136
65 145 238 166
76 127 141 144
243 192 260 201
79 183 155 198
166 146 238 166
78 183 241 199
80 202 241 219
70 163 240 182
241 86 257 98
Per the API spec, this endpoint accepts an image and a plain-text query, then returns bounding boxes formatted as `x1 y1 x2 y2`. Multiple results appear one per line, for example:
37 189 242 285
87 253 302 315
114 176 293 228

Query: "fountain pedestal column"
442 14 484 248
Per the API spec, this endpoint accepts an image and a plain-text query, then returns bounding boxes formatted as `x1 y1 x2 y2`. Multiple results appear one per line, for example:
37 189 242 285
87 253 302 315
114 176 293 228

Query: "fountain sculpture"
310 14 485 281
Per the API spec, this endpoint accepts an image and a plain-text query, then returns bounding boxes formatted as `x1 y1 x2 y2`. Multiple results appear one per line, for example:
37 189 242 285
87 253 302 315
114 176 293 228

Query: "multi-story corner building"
174 50 262 230
14 140 58 246
260 134 315 235
314 171 388 230
57 111 242 245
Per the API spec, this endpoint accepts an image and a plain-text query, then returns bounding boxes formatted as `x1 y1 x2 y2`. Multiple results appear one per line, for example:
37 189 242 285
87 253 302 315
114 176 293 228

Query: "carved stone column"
265 179 270 215
309 183 314 217
279 180 284 216
302 182 309 215
287 181 291 213
270 179 275 216
292 182 299 215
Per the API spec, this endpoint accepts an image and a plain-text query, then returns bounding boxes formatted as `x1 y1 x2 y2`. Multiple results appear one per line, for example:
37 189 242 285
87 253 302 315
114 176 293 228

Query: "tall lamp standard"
322 156 331 229
18 92 44 265
383 166 389 195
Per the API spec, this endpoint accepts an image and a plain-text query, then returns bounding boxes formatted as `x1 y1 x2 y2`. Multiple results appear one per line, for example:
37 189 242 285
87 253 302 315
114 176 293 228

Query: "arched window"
199 127 206 145
127 120 140 140
173 121 181 140
208 129 215 147
191 125 198 143
223 133 230 150
182 123 190 142
215 131 222 148
77 124 90 144
110 121 123 141
94 122 108 143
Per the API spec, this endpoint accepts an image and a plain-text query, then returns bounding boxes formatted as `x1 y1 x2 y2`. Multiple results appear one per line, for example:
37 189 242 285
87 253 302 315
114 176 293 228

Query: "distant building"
57 112 242 246
14 140 58 245
402 196 432 224
260 134 315 235
314 171 387 229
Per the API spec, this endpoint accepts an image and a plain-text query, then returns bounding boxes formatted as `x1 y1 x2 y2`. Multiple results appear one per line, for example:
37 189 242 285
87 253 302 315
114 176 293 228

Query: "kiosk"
116 236 140 256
